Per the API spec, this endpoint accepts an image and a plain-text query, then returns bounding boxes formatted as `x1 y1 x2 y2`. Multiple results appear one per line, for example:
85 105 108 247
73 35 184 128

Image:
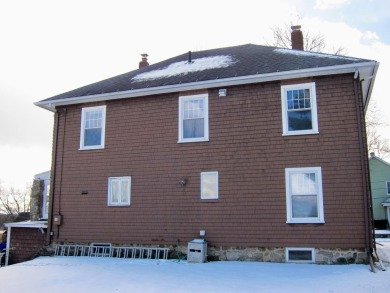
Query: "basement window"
286 248 315 263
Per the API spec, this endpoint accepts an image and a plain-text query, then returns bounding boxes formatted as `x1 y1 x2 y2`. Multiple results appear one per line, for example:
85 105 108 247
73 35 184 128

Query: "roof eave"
35 61 378 111
3 221 48 229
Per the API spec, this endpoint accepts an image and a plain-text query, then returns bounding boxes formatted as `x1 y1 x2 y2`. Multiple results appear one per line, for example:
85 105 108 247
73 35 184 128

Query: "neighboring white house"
34 171 50 219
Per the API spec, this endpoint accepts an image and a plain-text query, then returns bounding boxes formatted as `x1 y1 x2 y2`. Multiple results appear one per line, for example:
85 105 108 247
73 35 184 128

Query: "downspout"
47 109 61 245
56 108 67 239
353 74 374 267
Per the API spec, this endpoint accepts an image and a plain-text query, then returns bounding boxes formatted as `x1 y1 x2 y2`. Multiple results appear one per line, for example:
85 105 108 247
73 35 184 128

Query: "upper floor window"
201 171 218 200
281 83 318 136
178 94 209 143
285 167 324 224
108 176 131 206
387 181 390 195
80 106 106 150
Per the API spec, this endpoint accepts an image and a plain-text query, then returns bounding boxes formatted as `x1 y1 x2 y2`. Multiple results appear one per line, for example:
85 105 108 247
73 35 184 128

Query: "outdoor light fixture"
179 179 187 186
218 89 227 97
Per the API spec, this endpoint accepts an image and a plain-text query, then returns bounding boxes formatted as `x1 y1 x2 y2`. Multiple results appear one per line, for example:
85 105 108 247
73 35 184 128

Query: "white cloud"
314 0 351 10
0 145 51 190
361 31 381 46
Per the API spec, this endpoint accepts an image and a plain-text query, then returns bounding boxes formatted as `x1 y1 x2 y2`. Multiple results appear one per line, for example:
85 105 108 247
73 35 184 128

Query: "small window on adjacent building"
286 248 315 263
285 167 324 224
80 106 106 150
387 181 390 195
108 177 131 206
281 82 318 136
178 94 209 143
201 172 218 199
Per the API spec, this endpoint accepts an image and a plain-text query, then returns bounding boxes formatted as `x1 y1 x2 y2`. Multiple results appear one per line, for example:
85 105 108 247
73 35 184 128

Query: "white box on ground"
187 239 207 263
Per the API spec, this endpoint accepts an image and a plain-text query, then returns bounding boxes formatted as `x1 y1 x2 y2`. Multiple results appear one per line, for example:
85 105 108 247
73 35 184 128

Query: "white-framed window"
108 177 131 206
281 82 319 136
80 105 106 150
286 248 315 263
387 181 390 195
201 172 218 200
178 94 209 143
285 167 324 224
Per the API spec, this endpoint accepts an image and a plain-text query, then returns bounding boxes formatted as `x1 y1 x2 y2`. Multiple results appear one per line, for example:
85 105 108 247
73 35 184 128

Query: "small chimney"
291 25 304 51
139 53 149 69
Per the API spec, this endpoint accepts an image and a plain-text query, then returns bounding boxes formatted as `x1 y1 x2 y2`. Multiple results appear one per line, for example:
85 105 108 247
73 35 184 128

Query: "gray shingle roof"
37 44 377 108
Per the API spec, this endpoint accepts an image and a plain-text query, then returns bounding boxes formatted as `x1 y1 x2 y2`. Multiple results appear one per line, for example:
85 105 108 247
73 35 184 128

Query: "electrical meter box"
187 239 207 263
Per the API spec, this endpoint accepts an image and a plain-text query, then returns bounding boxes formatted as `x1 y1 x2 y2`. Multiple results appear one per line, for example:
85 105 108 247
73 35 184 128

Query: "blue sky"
297 0 390 43
0 0 389 189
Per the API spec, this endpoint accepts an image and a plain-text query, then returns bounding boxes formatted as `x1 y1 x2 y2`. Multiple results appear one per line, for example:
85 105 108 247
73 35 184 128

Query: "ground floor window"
108 177 131 206
201 172 218 199
285 167 324 224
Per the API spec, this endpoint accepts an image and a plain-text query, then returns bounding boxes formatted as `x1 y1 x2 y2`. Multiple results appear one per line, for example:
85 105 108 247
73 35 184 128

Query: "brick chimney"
139 53 149 69
291 25 304 50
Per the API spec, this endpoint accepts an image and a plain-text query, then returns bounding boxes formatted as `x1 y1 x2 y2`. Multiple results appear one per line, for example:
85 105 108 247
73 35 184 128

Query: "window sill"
178 138 209 144
201 198 219 201
282 130 319 137
79 146 105 151
286 220 325 224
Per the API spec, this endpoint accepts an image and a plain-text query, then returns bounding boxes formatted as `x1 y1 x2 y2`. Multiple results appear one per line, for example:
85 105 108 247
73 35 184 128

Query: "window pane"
111 180 120 204
84 128 102 146
202 173 218 199
287 110 312 131
387 181 390 194
291 173 317 195
288 250 313 261
183 118 204 138
292 195 318 217
121 180 129 203
85 111 102 129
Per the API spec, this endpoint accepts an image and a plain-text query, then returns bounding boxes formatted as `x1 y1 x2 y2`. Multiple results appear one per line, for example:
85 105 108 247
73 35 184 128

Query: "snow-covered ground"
1 242 390 293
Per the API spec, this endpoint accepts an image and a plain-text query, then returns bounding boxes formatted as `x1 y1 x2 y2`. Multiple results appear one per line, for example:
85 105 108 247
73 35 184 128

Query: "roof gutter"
35 61 378 112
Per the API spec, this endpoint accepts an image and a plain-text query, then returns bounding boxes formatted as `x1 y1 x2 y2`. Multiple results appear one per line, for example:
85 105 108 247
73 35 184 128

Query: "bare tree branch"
0 183 31 216
266 23 345 55
366 101 390 158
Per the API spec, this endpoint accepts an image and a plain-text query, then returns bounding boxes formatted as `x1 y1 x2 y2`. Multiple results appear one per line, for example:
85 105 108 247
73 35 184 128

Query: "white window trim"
285 167 325 224
285 248 316 263
386 181 390 195
107 176 131 206
178 94 209 143
281 82 319 136
201 171 219 200
80 105 106 150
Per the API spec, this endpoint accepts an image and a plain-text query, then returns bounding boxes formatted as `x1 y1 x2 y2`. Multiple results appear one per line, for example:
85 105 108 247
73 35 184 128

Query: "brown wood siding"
50 73 367 249
9 228 46 264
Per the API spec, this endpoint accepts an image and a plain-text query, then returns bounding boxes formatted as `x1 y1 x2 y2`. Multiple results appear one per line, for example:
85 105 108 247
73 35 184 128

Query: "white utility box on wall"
187 239 207 263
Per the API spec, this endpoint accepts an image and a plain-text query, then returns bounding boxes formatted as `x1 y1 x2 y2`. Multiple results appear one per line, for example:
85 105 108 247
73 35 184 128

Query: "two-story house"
369 153 390 229
35 27 378 264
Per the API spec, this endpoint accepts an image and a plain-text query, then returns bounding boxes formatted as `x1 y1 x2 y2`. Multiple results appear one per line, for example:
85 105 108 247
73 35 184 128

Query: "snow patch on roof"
132 55 235 82
274 48 360 61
